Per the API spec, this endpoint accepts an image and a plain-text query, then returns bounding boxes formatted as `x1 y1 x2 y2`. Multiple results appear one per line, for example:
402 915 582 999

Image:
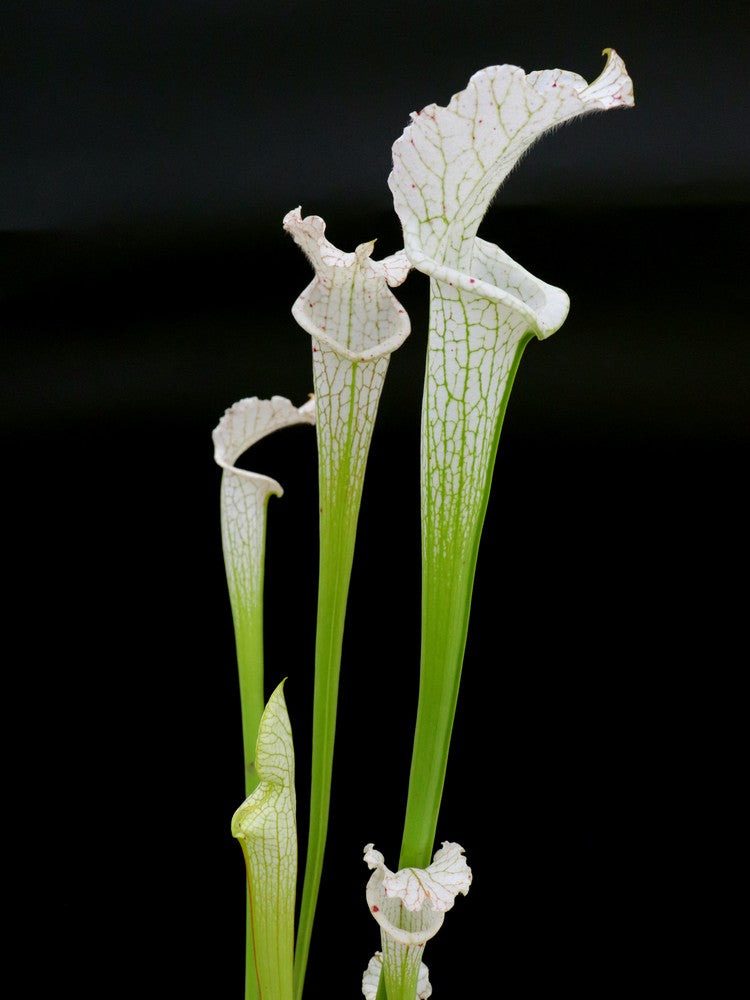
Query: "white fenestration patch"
389 49 634 279
365 842 472 918
388 50 634 559
284 208 410 361
212 396 315 620
284 208 411 521
364 843 471 999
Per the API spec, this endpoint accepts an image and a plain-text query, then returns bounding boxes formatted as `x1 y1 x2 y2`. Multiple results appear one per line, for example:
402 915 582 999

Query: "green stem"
238 649 262 1000
232 522 267 1000
294 359 380 1000
399 332 533 869
293 503 358 999
235 614 265 800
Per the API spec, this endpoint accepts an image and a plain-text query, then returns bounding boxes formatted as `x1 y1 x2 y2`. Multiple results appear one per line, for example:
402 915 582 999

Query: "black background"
3 2 746 996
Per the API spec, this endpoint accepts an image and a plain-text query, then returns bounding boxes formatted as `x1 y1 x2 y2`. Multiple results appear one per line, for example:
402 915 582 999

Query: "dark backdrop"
3 2 745 996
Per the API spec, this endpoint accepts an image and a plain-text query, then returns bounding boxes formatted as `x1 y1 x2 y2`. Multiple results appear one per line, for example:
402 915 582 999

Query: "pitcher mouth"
403 233 570 341
365 867 446 947
291 282 411 362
